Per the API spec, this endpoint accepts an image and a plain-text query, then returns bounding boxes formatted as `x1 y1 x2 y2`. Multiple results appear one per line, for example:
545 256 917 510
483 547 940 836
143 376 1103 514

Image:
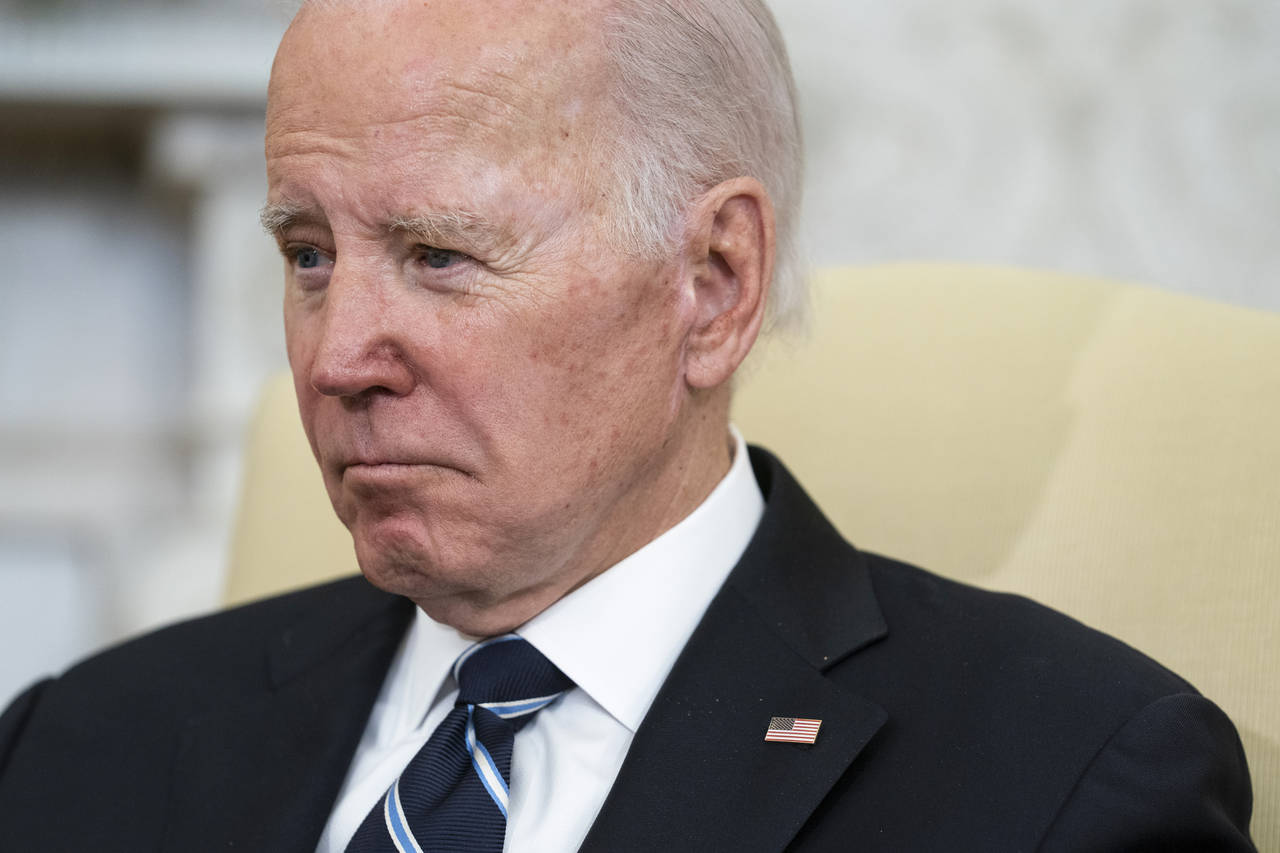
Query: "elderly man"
0 0 1256 850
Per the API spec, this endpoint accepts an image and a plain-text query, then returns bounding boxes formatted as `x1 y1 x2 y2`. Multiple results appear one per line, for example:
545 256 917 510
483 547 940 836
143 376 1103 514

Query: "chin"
352 530 554 636
351 520 485 601
352 523 441 593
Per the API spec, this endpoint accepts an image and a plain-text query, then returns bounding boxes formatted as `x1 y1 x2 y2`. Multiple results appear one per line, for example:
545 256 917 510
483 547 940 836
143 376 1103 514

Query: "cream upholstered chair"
226 264 1280 848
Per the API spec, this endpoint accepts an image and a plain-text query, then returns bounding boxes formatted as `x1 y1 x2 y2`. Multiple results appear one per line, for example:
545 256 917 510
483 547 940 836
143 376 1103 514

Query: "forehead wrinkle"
268 102 537 167
396 30 605 139
394 62 559 146
435 78 530 134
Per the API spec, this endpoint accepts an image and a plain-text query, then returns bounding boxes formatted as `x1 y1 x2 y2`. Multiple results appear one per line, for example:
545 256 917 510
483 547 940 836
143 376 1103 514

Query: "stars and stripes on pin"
764 716 822 744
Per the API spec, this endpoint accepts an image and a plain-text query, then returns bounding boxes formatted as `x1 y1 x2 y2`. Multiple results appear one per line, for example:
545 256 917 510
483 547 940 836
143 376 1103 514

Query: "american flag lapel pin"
764 716 822 744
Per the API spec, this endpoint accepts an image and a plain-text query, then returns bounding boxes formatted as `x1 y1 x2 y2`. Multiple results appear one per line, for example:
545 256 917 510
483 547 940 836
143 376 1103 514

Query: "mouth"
340 461 432 487
345 460 420 470
340 459 475 484
343 459 429 473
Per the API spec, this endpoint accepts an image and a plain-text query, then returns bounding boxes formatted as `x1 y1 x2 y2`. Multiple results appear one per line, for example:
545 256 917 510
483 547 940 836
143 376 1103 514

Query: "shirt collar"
369 607 473 744
387 427 764 737
519 426 763 731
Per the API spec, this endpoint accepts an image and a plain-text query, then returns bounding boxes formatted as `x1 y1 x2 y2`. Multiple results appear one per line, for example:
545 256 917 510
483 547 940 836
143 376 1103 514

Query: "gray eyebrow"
258 204 502 249
389 211 504 248
259 201 308 235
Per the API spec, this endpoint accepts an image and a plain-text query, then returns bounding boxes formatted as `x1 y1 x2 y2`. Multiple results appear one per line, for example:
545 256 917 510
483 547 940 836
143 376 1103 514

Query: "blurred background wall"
1 0 1277 703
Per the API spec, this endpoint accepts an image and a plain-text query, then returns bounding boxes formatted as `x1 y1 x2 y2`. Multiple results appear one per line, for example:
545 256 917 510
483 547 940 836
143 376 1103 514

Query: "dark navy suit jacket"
0 449 1255 850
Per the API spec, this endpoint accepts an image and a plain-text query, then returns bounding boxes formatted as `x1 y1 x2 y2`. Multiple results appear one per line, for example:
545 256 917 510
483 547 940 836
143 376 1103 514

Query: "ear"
682 176 776 390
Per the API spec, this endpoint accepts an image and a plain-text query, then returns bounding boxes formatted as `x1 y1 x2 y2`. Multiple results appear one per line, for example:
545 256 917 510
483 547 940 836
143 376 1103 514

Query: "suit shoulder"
0 577 409 845
36 576 400 716
856 551 1194 704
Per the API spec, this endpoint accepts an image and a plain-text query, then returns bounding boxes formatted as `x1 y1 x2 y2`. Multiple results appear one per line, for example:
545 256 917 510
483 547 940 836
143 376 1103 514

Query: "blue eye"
423 247 456 269
296 247 323 269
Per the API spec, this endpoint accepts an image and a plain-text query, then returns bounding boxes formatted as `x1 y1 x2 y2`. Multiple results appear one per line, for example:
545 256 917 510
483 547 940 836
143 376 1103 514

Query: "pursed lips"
340 461 437 491
327 439 477 482
337 448 439 470
343 458 431 472
338 456 471 482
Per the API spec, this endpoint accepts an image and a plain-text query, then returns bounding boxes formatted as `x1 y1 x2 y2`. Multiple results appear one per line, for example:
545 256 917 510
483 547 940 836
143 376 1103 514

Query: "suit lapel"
579 589 886 852
582 449 890 852
162 580 413 852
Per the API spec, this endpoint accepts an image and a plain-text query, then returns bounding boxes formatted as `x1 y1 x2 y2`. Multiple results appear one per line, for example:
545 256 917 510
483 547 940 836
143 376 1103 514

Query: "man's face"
265 1 702 633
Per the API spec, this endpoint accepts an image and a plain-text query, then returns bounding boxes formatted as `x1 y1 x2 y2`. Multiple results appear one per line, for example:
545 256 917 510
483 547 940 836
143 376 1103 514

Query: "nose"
306 267 416 400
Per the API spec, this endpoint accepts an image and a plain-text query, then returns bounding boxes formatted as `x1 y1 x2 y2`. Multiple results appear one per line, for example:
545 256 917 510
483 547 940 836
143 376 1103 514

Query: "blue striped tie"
345 635 574 853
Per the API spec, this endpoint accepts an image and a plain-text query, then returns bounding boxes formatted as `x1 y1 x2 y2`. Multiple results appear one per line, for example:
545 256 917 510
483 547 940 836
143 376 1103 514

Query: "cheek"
283 300 311 380
515 276 684 448
282 310 325 454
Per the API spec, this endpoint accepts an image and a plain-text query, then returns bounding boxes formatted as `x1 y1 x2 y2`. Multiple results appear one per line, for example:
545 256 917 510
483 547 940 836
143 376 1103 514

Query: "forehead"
264 0 619 237
267 0 612 149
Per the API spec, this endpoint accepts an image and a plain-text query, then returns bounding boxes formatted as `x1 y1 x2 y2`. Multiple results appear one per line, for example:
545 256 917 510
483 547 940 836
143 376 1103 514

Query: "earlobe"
684 177 776 390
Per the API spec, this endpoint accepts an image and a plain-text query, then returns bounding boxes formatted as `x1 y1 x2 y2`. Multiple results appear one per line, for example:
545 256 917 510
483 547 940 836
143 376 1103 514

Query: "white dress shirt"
317 428 765 852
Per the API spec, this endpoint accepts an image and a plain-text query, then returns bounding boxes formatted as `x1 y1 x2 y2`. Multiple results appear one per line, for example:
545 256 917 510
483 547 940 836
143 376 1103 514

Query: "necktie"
346 634 574 853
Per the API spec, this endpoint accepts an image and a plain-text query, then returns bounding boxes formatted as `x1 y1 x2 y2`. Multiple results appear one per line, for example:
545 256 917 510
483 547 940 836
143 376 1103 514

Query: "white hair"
601 0 807 334
288 0 807 332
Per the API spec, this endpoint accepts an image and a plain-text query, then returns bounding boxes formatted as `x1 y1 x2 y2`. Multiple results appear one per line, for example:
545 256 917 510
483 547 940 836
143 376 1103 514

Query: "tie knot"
452 635 573 725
